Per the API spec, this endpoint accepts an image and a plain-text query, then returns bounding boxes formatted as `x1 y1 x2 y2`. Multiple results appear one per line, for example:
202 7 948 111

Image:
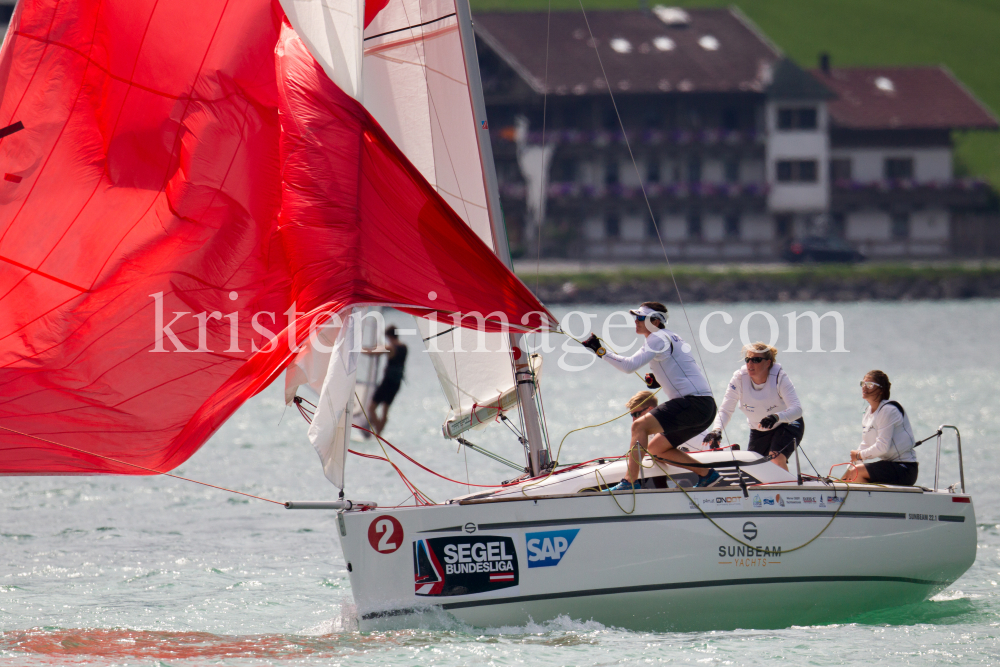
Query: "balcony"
492 127 764 148
500 181 769 207
831 178 994 210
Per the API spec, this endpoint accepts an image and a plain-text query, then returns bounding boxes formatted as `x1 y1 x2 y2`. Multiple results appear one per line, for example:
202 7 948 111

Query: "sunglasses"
634 315 647 322
631 410 645 420
744 356 768 364
860 381 881 389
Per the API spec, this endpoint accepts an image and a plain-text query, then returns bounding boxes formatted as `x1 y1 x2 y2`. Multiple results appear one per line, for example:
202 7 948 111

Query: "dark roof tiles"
474 8 780 96
812 66 999 130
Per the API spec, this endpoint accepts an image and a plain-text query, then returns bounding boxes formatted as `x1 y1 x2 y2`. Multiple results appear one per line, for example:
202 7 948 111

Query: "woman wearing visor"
582 302 720 490
703 342 803 471
843 370 918 486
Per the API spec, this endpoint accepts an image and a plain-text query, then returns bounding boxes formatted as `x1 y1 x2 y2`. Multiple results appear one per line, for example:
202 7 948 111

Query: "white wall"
829 147 952 182
703 159 724 184
621 214 646 241
846 210 891 241
909 208 949 241
741 213 773 241
583 216 604 240
702 214 725 241
741 159 765 184
765 101 830 212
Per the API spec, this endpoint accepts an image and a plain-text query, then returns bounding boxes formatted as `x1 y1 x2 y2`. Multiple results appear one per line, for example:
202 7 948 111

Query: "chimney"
819 52 830 74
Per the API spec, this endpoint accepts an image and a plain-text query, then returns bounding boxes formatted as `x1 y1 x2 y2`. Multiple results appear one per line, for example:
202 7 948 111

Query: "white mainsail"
362 0 531 439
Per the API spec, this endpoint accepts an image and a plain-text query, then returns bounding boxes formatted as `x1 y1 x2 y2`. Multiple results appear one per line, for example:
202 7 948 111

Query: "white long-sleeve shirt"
858 400 917 463
711 362 802 432
602 328 712 401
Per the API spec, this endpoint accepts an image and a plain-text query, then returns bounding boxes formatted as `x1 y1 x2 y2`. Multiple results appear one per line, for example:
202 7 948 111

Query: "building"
473 7 999 260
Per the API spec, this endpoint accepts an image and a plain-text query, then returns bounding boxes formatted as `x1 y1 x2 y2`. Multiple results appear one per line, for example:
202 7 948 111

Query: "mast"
455 0 549 476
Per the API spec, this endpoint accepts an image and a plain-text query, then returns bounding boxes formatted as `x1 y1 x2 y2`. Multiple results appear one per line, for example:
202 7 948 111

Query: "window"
687 212 702 240
646 159 661 184
722 107 740 131
775 214 793 239
724 214 741 239
552 159 577 183
776 160 819 183
647 216 660 239
604 215 620 239
891 212 909 240
830 158 852 182
724 160 740 184
604 160 619 186
777 107 818 130
687 156 702 184
885 157 914 180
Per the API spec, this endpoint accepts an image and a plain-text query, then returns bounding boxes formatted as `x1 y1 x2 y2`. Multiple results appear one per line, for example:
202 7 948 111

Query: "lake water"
3 300 1000 665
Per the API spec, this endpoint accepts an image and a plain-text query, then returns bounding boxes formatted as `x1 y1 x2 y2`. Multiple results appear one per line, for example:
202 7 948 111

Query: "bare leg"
770 453 789 471
626 414 707 481
844 464 869 483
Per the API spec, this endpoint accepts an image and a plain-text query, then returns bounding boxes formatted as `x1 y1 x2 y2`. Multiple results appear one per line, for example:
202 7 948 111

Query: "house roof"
768 59 835 100
811 66 999 131
473 7 781 96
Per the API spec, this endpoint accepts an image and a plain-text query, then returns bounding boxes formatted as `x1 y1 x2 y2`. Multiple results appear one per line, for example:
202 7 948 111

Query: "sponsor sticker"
413 536 518 597
908 513 937 521
752 494 763 508
526 529 580 568
826 495 844 504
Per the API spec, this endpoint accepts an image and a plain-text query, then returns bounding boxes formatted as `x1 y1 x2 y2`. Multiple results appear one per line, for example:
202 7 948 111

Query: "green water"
2 300 999 665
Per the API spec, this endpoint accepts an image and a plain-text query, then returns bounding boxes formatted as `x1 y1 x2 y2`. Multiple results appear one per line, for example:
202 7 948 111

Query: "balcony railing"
831 178 993 208
500 181 769 201
493 127 763 147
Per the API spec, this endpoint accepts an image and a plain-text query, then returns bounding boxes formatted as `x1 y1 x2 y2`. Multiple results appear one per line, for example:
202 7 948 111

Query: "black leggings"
747 418 804 458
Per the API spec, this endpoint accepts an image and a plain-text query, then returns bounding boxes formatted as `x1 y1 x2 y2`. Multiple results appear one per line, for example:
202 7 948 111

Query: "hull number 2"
368 516 404 554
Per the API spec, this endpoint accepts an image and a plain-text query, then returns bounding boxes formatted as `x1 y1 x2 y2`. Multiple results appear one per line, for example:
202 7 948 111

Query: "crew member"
843 370 918 485
366 326 408 435
582 302 720 490
703 342 804 471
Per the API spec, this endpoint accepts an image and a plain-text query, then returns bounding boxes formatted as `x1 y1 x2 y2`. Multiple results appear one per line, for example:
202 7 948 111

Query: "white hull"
337 454 976 631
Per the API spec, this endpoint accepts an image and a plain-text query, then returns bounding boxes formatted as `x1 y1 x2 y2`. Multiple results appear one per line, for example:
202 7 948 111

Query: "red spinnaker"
0 0 554 475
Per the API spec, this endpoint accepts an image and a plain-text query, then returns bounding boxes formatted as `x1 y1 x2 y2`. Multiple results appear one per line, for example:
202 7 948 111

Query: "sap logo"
752 494 762 508
526 529 580 568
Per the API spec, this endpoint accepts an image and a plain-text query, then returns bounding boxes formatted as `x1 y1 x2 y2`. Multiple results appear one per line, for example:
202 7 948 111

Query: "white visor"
629 305 668 322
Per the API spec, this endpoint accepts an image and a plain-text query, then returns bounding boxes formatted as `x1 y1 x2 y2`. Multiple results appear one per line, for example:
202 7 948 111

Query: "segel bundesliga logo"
413 536 518 597
526 529 580 568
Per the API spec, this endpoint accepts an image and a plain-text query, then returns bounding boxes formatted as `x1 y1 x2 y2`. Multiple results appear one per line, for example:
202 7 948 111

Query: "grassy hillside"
470 0 1000 189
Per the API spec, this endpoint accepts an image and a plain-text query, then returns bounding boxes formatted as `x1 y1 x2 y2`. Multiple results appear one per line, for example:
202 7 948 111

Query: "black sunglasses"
744 356 768 364
631 410 644 420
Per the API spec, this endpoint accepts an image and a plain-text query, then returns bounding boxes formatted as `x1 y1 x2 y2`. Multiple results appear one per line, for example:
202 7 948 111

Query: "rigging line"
354 393 436 504
533 0 553 295
574 1 735 460
351 425 513 488
574 2 719 406
0 424 285 506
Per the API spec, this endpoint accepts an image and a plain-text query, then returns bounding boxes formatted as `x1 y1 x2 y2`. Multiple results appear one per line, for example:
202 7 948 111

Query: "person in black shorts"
703 342 804 471
844 370 918 486
366 326 407 435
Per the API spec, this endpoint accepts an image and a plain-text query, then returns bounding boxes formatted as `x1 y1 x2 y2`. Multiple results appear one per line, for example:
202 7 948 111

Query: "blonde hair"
742 341 778 362
626 390 658 412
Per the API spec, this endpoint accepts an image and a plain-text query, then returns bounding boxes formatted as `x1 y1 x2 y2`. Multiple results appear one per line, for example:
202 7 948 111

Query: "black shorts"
865 460 919 486
650 395 717 447
372 376 402 405
748 418 804 458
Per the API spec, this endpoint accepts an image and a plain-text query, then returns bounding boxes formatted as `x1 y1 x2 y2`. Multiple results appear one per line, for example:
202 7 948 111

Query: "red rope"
351 425 513 488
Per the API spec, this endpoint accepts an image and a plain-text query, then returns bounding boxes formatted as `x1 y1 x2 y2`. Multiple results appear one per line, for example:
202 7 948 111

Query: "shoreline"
513 260 1000 304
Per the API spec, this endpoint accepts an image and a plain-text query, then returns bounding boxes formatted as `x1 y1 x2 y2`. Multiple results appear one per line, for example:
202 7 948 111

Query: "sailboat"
0 0 975 632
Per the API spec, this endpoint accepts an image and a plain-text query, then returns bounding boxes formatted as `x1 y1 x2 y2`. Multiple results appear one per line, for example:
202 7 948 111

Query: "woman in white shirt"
844 370 918 486
703 342 803 471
